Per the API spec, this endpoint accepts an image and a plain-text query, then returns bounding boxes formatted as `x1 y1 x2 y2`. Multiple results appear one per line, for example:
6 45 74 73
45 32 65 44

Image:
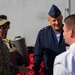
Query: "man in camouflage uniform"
0 15 32 75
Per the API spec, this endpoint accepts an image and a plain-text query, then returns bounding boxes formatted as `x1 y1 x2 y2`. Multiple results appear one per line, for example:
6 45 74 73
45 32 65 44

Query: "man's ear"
69 29 74 38
48 16 50 21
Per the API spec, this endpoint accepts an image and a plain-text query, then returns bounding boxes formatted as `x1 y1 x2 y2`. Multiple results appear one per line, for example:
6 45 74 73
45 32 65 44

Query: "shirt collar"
68 43 75 52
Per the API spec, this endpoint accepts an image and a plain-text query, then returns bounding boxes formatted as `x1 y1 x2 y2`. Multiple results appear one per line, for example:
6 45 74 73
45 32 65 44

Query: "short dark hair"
0 15 7 20
64 14 75 32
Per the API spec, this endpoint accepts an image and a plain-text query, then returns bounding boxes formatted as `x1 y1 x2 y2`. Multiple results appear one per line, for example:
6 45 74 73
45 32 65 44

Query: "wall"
70 0 75 14
0 0 71 46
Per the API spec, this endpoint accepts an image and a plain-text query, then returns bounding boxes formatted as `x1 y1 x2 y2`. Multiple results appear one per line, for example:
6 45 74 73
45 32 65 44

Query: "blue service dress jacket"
33 26 68 75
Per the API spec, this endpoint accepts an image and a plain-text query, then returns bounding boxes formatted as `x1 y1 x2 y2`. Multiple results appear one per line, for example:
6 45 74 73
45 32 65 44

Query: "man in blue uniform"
33 4 69 75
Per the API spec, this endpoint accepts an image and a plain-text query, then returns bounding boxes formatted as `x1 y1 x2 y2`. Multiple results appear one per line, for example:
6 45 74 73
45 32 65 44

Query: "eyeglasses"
0 24 10 30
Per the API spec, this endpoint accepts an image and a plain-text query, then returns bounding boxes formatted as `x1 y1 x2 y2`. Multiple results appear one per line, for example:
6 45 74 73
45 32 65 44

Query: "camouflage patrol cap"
48 4 61 18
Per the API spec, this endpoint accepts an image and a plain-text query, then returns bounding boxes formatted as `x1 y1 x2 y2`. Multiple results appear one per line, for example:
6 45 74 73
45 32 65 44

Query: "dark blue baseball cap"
48 4 61 18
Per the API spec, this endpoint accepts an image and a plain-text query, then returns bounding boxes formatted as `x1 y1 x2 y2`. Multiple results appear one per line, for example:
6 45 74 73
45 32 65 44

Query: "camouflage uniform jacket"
0 40 19 75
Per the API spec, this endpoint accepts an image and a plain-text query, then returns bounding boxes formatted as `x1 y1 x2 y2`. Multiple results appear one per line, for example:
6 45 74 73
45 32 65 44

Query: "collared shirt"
53 43 75 75
54 31 61 42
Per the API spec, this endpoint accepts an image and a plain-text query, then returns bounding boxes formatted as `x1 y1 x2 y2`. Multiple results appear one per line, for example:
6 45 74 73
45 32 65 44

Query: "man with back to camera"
53 14 75 75
33 4 69 75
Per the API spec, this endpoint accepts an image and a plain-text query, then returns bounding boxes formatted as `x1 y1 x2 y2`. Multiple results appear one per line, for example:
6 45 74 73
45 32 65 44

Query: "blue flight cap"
48 4 61 18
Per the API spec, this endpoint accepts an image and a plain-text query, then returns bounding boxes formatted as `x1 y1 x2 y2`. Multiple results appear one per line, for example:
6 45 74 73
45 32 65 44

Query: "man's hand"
19 64 33 74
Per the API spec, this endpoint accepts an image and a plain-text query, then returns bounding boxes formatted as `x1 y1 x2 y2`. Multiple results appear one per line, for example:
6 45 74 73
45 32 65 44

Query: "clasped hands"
19 64 34 74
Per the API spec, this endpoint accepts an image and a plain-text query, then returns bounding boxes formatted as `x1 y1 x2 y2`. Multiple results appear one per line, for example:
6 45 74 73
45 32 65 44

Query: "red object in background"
16 52 44 75
25 53 34 75
16 53 34 75
28 53 34 66
39 61 44 75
